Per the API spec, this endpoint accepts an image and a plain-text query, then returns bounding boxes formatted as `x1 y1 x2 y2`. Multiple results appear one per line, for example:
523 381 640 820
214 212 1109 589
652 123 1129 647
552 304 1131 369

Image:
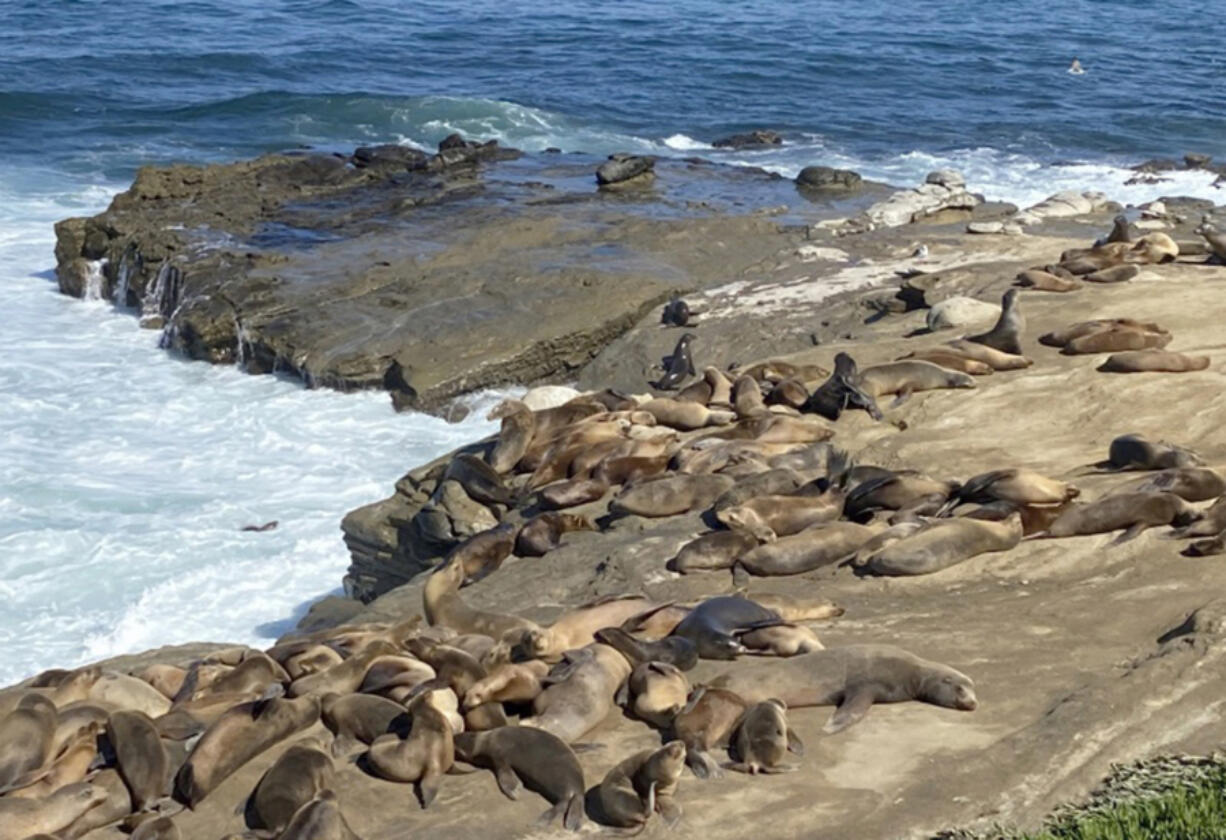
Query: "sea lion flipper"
564 792 586 831
657 794 682 827
823 687 875 734
731 562 750 588
618 601 679 633
614 680 631 707
888 386 913 408
680 685 708 716
786 729 805 756
493 761 522 800
1111 523 1147 545
417 769 442 809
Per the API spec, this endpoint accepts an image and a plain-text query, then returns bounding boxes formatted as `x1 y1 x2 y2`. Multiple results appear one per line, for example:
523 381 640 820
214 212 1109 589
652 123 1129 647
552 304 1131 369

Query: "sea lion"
487 399 536 473
736 523 880 578
897 349 994 375
953 469 1079 506
592 453 672 486
1098 350 1210 373
718 490 843 540
766 377 810 409
320 693 410 755
654 333 696 390
738 624 823 656
671 687 748 778
284 646 345 681
1174 496 1226 538
1104 213 1132 244
137 665 188 700
608 473 735 518
1105 433 1203 471
249 742 335 832
861 514 1022 576
364 695 454 807
1041 492 1200 540
733 413 836 444
617 662 690 727
464 660 551 708
1085 264 1140 284
106 710 168 811
1109 468 1225 502
288 640 398 698
1013 268 1081 292
515 512 596 556
88 672 171 718
56 767 132 839
5 722 99 799
856 361 976 402
662 297 694 327
1184 533 1226 557
964 288 1024 355
641 398 735 430
523 644 632 742
442 453 516 506
453 726 586 831
668 531 759 574
712 469 807 511
0 694 56 792
732 375 769 419
174 695 320 808
276 790 360 840
187 653 288 701
678 366 733 407
729 699 803 774
842 472 954 520
597 741 686 829
359 655 438 699
944 339 1031 370
536 478 608 511
708 644 977 733
668 597 785 660
803 352 884 421
449 523 517 584
403 640 506 731
499 596 662 663
0 783 109 840
1062 327 1171 355
748 592 845 622
422 557 539 638
593 627 699 671
1197 222 1226 261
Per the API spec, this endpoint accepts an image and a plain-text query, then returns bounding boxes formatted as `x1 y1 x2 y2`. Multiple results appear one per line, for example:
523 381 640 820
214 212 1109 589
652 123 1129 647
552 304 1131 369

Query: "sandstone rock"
712 130 782 149
352 144 429 170
796 166 862 191
842 171 980 233
926 169 966 189
1013 190 1110 226
521 385 582 411
967 221 1023 235
926 296 1000 331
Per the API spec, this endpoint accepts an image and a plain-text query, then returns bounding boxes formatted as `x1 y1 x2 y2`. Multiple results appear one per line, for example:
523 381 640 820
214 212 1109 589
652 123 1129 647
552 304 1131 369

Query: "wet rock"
352 144 429 171
712 130 782 149
1013 190 1111 225
1184 153 1213 170
796 166 862 191
596 154 656 187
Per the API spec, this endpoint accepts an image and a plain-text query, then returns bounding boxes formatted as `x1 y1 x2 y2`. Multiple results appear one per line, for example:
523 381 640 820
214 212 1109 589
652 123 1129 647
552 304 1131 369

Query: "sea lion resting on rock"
654 596 790 660
597 741 686 829
423 557 539 638
608 473 735 518
364 693 455 807
1109 468 1225 502
515 512 595 556
896 349 994 375
672 687 749 779
860 513 1023 576
248 740 335 832
523 643 632 743
952 468 1079 507
736 522 882 578
1014 268 1081 292
1103 433 1203 471
464 660 551 708
1061 326 1171 355
1098 350 1210 373
501 596 679 662
593 627 699 671
0 782 109 840
944 339 1031 370
717 489 843 540
1174 496 1226 538
616 661 690 727
729 699 803 774
1039 318 1167 349
707 644 978 733
855 360 976 403
641 398 735 430
1038 492 1200 541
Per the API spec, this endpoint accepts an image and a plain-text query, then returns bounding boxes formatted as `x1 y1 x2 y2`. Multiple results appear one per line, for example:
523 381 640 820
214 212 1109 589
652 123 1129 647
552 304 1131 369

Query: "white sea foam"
0 171 498 686
662 133 711 151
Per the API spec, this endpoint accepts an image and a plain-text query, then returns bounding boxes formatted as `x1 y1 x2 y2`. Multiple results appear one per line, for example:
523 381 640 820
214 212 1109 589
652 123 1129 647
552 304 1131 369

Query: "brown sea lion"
0 694 56 792
249 741 335 832
1174 496 1226 538
954 468 1079 506
944 338 1032 370
453 726 586 831
747 592 845 622
287 640 398 698
106 710 168 811
448 523 517 584
597 741 686 829
358 655 437 699
137 665 188 701
1038 318 1166 347
712 468 807 511
276 790 360 840
0 783 109 840
515 512 596 556
1098 350 1211 373
88 672 171 717
503 596 661 662
617 662 690 727
403 640 506 731
1014 268 1081 292
1109 468 1225 502
717 490 843 540
766 377 810 409
964 289 1024 355
1085 264 1140 284
843 472 954 520
707 644 977 733
671 687 748 778
732 375 769 419
523 644 632 743
729 699 803 774
738 624 823 656
860 513 1022 576
736 523 880 578
733 413 835 444
667 531 760 573
1062 327 1171 355
856 361 976 402
609 473 735 518
896 349 994 375
364 695 454 807
592 453 672 486
5 722 99 799
536 478 609 510
642 398 735 431
320 693 410 756
422 557 539 638
1041 492 1200 540
487 399 536 474
463 660 551 708
442 453 516 506
57 768 131 839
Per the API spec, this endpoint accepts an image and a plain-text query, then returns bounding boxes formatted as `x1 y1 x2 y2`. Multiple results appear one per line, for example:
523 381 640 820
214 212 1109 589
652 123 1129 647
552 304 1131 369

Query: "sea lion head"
918 665 978 712
700 635 748 661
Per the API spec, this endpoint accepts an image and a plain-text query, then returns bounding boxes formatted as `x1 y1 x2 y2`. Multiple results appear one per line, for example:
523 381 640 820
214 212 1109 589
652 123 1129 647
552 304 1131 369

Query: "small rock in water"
596 154 655 187
241 520 279 532
795 165 862 191
712 130 783 149
926 169 966 190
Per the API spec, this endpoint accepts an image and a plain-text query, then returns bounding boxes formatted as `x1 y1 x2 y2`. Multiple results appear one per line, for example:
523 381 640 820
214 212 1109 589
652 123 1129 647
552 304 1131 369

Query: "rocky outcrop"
712 130 782 149
1013 190 1115 225
796 165 863 192
837 170 982 234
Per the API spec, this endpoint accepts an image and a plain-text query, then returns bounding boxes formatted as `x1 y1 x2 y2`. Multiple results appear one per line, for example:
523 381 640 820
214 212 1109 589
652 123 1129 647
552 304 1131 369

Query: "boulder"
926 169 966 189
841 171 980 233
352 144 429 171
796 166 862 191
926 296 1001 331
521 385 583 411
712 130 783 149
1013 190 1110 226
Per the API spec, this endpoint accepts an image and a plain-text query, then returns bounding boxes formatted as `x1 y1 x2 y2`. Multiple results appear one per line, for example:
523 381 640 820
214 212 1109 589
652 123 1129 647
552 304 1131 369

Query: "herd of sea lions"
0 222 1221 839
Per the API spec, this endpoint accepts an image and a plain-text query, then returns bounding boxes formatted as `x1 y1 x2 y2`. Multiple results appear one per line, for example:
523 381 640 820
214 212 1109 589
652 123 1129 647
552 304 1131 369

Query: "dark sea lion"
1085 264 1140 284
736 522 880 578
1105 433 1203 470
447 523 517 585
515 512 596 556
0 694 56 792
442 453 516 506
804 352 884 421
708 644 977 733
364 696 454 807
617 661 690 726
856 360 976 403
1097 350 1211 373
1041 492 1199 540
609 473 735 518
729 699 802 774
422 557 539 638
842 472 953 519
668 597 785 660
662 296 694 327
671 687 748 778
594 627 699 671
944 339 1031 370
1105 213 1133 244
597 741 686 828
653 332 697 390
249 741 335 832
0 782 109 840
524 643 631 742
241 520 279 532
953 468 1079 506
174 695 320 808
463 660 550 708
487 399 536 474
106 710 168 811
320 693 409 755
453 726 586 831
964 288 1024 355
1110 468 1225 502
766 377 810 408
276 790 360 840
861 513 1022 576
536 478 608 511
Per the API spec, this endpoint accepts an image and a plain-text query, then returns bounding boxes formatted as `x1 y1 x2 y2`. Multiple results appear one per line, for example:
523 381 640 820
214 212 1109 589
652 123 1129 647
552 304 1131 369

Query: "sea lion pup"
952 468 1080 507
662 296 696 327
944 338 1032 370
1103 433 1204 471
496 596 663 663
0 693 56 792
964 288 1024 355
320 693 410 755
897 348 994 375
597 741 686 829
1037 492 1200 541
593 627 700 671
1185 533 1226 557
671 686 749 778
855 360 976 403
616 661 690 726
736 522 881 578
737 624 823 656
422 556 539 638
514 512 596 556
653 332 697 390
522 643 632 742
668 530 761 574
173 695 320 808
731 374 770 419
464 660 551 708
1109 468 1225 502
1174 496 1226 538
403 640 506 731
106 710 169 812
276 790 360 840
803 352 884 421
709 644 977 733
1013 268 1081 292
641 397 735 431
860 513 1023 576
592 453 672 486
248 740 335 832
1098 350 1211 373
717 489 843 540
364 694 455 807
608 473 735 518
0 782 109 840
729 699 803 774
454 726 586 831
766 377 810 409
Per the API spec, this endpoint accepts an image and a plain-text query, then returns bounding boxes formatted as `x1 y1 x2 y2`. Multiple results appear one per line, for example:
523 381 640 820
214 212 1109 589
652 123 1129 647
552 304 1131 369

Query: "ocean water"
1 0 1224 685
